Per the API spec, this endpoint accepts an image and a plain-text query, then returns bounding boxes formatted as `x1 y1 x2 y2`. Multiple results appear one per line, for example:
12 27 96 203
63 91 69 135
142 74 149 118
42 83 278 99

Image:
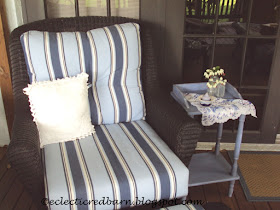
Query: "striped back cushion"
20 23 146 125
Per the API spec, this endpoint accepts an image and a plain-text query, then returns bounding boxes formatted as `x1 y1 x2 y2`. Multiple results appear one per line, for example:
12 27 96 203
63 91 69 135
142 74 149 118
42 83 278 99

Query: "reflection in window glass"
79 0 107 16
218 0 248 22
250 0 279 35
185 18 214 34
47 0 75 18
47 0 139 19
218 0 249 35
183 38 213 83
186 0 217 22
185 0 216 34
185 0 249 35
240 89 267 131
213 38 243 87
242 39 275 86
111 0 139 19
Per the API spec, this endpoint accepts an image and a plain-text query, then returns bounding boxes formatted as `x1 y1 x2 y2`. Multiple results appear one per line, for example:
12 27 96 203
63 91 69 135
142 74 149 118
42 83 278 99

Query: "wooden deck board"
269 202 280 210
218 176 256 210
253 202 271 210
0 177 24 210
0 167 17 203
30 203 38 210
203 183 222 203
14 191 34 210
0 155 8 181
0 147 7 160
217 181 239 210
188 185 206 203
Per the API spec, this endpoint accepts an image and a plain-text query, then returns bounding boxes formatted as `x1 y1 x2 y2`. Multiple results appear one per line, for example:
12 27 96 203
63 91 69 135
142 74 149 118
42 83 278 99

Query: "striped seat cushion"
20 23 145 125
43 120 189 210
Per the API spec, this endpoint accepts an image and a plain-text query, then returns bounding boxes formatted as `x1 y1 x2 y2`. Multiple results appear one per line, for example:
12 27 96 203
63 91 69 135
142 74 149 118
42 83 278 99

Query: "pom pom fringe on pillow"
23 73 95 148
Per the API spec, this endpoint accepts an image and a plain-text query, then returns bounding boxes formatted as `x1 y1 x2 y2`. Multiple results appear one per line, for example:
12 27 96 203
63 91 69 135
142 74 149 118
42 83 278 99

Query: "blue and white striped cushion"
43 120 189 210
20 23 145 125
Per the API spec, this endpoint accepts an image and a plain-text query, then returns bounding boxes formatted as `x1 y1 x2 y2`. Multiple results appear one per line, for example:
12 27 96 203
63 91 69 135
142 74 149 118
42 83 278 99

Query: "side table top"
171 82 242 116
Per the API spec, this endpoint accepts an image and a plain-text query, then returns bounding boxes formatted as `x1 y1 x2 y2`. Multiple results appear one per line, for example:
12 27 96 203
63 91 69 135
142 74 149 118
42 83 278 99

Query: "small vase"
207 76 218 96
207 87 216 96
216 83 225 98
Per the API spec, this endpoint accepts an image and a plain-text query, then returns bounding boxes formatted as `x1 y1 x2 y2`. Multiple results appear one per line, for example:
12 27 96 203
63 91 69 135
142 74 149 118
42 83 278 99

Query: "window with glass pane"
185 0 216 34
47 0 76 18
111 0 139 19
46 0 139 19
184 0 280 138
183 38 214 82
79 0 107 16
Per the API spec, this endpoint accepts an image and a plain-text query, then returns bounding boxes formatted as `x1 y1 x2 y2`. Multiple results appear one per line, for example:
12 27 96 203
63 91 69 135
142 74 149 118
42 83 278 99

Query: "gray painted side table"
171 82 245 197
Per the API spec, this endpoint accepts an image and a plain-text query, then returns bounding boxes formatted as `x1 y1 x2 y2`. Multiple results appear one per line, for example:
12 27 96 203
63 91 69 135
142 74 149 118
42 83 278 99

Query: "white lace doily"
185 93 257 126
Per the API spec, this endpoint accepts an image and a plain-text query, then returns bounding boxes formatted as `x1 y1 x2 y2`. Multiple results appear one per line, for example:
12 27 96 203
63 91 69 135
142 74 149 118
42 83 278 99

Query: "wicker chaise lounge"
7 16 202 208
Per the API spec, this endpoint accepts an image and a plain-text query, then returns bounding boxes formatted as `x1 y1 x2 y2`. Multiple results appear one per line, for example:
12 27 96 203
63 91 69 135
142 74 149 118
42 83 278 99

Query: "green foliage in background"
187 0 237 16
186 0 238 23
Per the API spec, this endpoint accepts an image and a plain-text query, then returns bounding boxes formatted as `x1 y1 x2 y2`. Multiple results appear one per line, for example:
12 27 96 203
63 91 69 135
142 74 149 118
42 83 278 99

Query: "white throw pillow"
23 73 95 148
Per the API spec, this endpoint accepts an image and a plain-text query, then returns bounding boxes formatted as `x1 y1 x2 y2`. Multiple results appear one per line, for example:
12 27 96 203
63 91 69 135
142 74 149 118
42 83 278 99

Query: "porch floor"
0 147 279 210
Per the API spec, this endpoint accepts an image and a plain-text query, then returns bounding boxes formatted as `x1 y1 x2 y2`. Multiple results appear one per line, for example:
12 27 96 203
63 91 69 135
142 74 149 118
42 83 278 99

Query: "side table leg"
215 123 223 156
229 180 235 197
228 115 246 197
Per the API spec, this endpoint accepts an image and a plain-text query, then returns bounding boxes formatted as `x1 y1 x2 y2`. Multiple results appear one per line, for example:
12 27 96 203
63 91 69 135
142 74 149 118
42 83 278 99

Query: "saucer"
198 95 214 106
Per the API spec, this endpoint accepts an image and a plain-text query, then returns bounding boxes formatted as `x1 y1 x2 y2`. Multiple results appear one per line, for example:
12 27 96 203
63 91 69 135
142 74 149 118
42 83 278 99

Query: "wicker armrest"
7 97 45 205
146 91 202 166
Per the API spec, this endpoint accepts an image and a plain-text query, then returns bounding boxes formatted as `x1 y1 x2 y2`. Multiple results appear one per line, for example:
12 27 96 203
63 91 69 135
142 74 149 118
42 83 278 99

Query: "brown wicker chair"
7 16 202 208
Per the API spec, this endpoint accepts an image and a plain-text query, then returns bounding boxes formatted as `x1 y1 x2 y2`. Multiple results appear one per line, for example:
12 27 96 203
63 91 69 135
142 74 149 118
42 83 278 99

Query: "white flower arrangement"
204 66 227 88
